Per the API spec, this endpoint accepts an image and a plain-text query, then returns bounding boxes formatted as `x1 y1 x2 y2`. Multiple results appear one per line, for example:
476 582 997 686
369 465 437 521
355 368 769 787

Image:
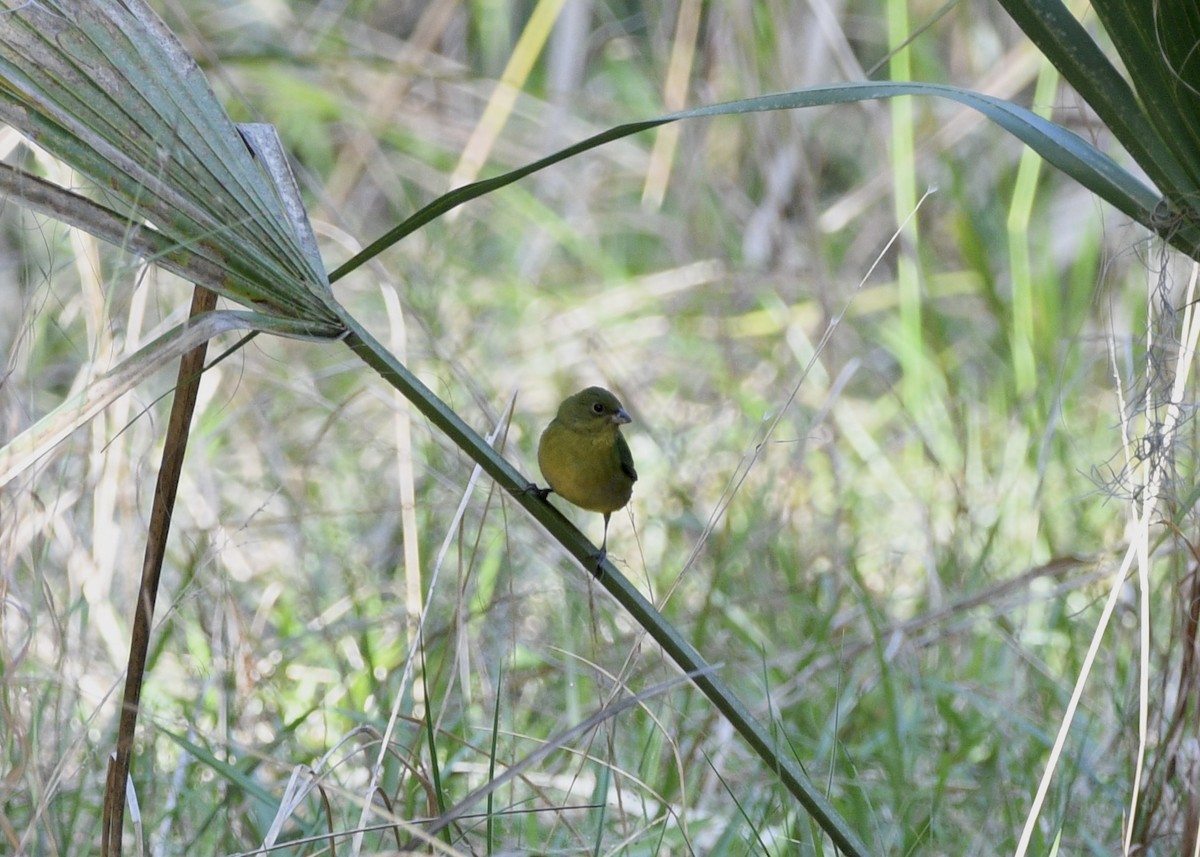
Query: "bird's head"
557 386 631 432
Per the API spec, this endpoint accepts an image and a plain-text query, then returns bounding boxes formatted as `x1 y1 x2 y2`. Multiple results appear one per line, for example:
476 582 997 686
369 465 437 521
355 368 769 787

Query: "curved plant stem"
339 310 873 857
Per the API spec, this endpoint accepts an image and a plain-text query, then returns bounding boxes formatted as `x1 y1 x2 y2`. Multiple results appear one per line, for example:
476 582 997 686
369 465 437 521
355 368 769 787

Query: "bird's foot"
523 482 553 501
592 545 608 576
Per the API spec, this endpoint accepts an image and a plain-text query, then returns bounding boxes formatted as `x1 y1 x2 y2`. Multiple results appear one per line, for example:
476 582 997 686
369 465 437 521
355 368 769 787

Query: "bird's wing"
617 432 638 482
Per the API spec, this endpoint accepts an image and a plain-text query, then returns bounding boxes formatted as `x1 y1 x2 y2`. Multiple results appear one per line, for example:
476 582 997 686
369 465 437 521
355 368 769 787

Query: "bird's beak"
613 408 631 425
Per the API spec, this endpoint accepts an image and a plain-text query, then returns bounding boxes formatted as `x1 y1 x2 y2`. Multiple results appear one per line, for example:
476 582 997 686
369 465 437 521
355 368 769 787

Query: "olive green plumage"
537 386 637 563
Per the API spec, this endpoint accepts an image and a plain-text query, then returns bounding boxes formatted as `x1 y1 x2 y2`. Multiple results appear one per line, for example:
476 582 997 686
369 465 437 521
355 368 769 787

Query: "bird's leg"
594 513 611 573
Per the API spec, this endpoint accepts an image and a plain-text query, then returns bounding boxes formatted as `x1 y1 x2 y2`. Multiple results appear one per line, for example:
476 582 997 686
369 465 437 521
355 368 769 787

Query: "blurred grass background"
1 0 1191 853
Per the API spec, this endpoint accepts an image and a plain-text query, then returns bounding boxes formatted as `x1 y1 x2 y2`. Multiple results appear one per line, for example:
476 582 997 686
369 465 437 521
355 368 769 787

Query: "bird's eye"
592 402 604 414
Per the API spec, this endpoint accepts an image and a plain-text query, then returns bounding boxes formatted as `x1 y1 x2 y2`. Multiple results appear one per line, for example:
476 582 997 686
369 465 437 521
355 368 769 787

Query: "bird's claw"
524 482 552 501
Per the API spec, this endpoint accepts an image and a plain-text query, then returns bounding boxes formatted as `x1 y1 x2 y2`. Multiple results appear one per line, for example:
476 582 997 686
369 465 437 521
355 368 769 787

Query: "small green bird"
537 386 638 567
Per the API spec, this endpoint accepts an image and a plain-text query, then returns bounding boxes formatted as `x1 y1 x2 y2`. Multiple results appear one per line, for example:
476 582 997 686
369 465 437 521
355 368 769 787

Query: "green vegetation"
3 0 1198 854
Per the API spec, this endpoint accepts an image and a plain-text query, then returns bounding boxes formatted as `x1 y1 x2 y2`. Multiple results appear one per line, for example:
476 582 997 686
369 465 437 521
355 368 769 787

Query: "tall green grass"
3 0 1196 854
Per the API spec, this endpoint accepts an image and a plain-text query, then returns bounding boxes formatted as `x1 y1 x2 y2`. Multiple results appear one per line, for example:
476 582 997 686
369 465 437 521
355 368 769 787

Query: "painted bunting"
537 386 637 566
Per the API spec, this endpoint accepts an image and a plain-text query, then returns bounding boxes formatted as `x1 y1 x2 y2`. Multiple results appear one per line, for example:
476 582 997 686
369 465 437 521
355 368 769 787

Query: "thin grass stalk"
1006 59 1060 396
486 666 502 850
1125 264 1200 852
101 286 217 857
1014 263 1200 856
412 672 697 846
641 0 701 209
886 0 924 407
450 0 566 190
381 284 424 693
